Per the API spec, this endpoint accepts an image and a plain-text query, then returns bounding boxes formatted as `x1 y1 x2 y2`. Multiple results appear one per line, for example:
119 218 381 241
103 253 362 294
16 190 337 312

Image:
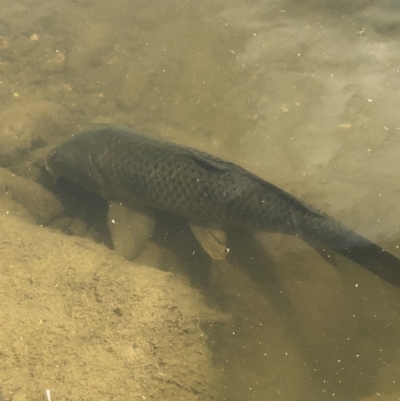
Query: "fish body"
45 127 400 288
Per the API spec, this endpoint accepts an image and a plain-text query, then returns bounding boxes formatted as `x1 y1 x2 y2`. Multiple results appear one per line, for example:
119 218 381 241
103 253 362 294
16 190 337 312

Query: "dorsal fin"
183 147 325 220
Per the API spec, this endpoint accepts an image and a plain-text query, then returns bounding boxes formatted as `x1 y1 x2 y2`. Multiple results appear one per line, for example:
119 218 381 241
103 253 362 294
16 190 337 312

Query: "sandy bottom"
0 214 227 401
1 0 400 400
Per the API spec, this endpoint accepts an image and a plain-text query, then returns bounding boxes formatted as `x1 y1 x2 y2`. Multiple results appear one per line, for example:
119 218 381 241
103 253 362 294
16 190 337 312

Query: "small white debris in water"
111 219 116 224
13 92 20 98
45 389 51 401
30 33 39 42
355 283 359 288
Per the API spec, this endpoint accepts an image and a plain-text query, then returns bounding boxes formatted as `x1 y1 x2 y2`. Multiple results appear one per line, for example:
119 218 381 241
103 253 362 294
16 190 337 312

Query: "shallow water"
1 0 400 400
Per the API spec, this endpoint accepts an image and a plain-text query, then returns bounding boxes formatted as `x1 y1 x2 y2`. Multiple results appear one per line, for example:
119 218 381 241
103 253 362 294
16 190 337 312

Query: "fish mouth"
44 152 58 178
44 157 54 176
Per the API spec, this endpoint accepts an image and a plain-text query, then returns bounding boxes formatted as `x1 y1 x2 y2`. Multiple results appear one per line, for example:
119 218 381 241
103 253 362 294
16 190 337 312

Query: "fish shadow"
42 176 376 398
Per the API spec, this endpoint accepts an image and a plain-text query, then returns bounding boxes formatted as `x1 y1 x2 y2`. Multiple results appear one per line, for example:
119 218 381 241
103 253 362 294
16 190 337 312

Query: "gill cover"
45 141 106 197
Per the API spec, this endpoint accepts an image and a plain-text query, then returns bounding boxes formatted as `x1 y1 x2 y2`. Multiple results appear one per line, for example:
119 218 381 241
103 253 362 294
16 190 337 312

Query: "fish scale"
90 130 284 228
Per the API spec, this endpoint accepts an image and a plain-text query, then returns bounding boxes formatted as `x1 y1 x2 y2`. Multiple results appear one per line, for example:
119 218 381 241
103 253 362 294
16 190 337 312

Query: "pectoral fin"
189 223 229 260
107 201 155 260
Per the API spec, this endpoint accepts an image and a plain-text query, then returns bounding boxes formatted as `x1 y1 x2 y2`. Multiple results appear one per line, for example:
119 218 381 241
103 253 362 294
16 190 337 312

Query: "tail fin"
341 240 400 287
293 211 400 288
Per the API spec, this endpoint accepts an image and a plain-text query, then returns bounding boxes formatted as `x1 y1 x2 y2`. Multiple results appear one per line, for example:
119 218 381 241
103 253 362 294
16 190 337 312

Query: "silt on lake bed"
45 127 400 289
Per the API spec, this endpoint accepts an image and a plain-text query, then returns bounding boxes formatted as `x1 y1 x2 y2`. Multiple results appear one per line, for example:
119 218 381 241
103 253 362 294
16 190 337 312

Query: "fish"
45 126 400 288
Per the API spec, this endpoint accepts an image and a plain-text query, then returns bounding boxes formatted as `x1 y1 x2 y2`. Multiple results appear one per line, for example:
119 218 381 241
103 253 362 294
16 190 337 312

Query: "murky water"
1 0 400 400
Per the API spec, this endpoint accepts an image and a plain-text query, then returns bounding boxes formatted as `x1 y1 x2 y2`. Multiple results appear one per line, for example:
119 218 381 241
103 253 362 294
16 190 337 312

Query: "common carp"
45 127 400 288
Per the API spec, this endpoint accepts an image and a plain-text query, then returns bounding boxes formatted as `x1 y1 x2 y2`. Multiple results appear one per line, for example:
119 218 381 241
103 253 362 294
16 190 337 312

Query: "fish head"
45 139 106 198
